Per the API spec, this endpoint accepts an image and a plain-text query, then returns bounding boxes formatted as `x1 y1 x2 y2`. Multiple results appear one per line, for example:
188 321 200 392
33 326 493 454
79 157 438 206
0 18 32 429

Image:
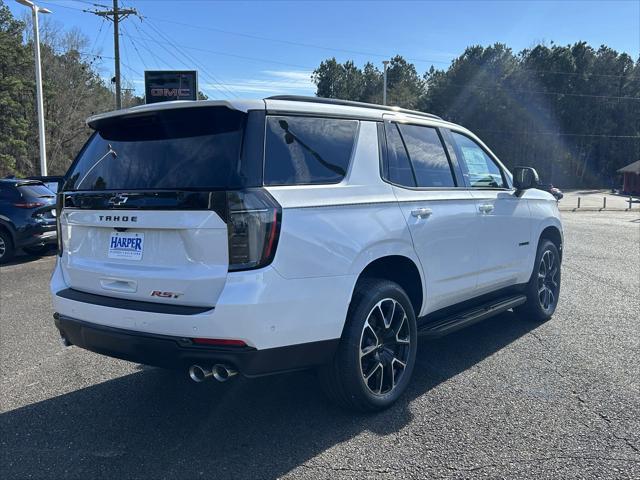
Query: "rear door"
447 130 532 293
381 121 480 314
59 106 263 308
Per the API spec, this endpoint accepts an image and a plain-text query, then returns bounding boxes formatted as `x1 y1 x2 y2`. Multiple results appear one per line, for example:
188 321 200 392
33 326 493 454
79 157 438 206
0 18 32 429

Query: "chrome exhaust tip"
188 365 213 383
212 364 238 382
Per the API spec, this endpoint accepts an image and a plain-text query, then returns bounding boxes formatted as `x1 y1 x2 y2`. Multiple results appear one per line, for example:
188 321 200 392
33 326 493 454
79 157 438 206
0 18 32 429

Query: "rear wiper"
77 144 118 188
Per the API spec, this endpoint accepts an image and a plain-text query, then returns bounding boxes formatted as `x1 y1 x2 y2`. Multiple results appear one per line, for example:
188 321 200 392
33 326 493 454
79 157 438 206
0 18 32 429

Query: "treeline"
0 0 140 177
313 44 639 187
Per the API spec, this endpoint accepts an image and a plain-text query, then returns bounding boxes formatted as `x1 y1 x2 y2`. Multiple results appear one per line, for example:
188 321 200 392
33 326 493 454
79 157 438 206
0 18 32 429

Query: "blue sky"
9 0 640 99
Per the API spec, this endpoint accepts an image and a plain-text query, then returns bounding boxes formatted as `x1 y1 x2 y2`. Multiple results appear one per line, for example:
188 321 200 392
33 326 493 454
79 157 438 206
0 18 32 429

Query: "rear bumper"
16 224 56 248
54 313 338 376
51 259 356 374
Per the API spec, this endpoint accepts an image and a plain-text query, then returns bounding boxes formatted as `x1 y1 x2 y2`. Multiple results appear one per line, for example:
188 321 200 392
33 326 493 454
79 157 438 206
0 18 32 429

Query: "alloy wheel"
0 236 5 258
537 249 559 311
359 298 411 395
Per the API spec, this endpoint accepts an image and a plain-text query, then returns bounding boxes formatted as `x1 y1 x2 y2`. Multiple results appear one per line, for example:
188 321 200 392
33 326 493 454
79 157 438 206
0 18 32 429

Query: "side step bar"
418 294 527 338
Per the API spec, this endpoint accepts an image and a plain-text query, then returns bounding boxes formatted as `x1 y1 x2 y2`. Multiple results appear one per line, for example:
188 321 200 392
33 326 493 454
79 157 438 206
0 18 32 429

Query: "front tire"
516 239 561 322
320 279 417 412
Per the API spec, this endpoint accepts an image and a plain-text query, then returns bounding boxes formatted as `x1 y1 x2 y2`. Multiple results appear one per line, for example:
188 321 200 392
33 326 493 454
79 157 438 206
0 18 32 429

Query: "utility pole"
382 60 389 106
90 0 137 109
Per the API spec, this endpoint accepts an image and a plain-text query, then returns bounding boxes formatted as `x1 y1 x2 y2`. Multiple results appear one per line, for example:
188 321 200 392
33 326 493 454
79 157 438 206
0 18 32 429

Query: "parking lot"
1 211 638 479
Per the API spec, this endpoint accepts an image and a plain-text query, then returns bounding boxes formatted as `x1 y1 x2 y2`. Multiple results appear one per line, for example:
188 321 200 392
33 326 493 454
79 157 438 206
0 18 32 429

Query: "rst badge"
150 290 183 299
108 232 144 261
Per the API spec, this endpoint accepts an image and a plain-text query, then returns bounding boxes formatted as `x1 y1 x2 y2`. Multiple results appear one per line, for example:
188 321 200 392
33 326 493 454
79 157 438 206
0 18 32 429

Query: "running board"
418 294 527 338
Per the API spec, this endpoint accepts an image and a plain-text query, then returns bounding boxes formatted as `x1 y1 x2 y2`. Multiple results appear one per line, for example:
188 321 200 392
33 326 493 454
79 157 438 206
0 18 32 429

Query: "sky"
8 0 640 100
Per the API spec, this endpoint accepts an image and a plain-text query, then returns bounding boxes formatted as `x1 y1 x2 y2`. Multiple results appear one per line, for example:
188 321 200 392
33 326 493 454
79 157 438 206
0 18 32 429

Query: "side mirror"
513 166 539 193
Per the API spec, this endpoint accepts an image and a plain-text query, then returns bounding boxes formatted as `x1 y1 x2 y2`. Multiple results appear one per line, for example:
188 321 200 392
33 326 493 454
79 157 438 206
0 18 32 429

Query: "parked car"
51 96 563 411
0 179 57 263
26 175 65 194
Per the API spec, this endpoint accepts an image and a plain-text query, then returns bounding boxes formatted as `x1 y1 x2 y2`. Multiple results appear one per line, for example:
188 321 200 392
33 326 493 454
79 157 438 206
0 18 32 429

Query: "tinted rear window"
18 184 55 198
264 116 358 185
65 107 252 191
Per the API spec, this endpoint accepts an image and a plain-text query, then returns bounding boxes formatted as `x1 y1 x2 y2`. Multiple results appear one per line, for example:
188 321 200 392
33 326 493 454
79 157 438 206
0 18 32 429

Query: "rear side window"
383 123 455 188
65 107 254 191
264 116 358 186
397 125 455 188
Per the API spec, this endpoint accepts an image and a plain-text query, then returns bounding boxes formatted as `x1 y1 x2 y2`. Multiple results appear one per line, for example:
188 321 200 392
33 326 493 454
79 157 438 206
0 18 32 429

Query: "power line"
142 14 636 79
141 18 238 98
121 25 147 70
129 19 170 70
123 32 313 70
128 21 233 99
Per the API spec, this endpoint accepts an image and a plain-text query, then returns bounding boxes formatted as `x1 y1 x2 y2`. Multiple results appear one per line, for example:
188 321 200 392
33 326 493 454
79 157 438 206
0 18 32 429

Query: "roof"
266 95 442 120
0 178 44 187
618 160 640 174
86 95 445 128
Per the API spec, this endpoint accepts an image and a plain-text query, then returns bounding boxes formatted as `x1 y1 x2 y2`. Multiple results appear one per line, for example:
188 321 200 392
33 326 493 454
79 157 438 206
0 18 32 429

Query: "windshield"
64 107 248 191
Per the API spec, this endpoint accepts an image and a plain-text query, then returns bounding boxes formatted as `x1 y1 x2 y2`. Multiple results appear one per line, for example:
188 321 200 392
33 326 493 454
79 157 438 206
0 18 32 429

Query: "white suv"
51 96 563 411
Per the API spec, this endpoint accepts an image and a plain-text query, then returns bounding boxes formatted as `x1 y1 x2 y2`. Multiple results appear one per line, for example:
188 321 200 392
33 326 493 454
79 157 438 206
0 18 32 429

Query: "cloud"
203 70 315 96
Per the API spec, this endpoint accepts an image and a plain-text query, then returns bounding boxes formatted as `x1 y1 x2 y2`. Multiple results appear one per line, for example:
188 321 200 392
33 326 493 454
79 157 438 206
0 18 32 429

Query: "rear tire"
515 239 561 322
0 230 14 264
320 279 417 412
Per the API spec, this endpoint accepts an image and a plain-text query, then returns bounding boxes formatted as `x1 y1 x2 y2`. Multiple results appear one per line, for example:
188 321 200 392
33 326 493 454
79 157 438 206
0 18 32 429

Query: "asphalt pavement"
1 211 639 479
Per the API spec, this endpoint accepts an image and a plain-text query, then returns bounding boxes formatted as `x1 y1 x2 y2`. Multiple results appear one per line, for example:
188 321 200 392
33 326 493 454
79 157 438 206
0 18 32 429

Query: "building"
618 160 640 195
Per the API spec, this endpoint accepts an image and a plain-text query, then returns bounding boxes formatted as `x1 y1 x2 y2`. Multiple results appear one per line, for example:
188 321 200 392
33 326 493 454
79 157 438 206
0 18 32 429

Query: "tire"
0 230 14 264
23 244 50 256
515 239 561 322
320 278 418 412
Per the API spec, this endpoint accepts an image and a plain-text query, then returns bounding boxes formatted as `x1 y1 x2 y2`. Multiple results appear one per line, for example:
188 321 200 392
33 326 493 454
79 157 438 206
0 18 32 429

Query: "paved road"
1 212 639 479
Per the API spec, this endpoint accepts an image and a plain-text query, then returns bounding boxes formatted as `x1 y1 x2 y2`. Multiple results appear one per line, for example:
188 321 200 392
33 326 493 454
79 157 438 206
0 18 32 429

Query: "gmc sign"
144 70 198 104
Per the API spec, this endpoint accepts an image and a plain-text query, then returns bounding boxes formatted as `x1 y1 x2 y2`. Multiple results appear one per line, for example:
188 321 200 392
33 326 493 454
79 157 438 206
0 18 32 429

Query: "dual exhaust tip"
189 364 238 383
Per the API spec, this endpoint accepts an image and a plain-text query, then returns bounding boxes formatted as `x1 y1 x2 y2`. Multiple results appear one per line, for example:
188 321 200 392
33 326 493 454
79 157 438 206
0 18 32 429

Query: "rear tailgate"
60 205 228 307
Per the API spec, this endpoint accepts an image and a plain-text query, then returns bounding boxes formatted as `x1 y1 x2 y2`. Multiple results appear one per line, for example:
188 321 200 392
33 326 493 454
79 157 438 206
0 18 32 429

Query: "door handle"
411 208 433 219
478 204 494 214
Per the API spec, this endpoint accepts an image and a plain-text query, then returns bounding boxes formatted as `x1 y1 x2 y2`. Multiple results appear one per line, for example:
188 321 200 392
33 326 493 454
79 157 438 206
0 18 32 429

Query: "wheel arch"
538 223 563 262
353 254 424 317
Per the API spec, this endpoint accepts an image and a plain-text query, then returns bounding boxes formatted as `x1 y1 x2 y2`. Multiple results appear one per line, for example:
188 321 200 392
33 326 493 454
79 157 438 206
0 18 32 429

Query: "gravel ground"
1 211 638 479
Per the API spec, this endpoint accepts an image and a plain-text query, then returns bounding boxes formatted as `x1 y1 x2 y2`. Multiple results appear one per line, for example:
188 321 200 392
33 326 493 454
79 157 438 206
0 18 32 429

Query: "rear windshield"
65 107 249 191
18 184 55 198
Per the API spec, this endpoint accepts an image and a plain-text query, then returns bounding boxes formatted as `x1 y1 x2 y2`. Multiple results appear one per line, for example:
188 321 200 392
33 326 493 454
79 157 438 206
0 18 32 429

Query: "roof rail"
266 95 442 120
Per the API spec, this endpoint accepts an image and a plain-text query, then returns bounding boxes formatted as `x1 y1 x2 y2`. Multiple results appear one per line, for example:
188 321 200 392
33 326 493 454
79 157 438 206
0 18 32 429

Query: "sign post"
144 70 198 104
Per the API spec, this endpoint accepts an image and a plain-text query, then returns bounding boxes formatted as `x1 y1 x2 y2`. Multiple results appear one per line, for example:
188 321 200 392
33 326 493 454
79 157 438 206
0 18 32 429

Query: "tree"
313 42 639 187
0 0 30 175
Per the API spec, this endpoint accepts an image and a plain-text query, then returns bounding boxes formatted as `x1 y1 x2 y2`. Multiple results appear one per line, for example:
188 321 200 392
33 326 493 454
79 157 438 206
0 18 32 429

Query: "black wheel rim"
537 249 559 312
359 298 411 396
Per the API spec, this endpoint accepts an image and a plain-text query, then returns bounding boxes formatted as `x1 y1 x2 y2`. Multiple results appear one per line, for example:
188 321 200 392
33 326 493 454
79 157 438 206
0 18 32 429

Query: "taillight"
226 189 281 271
13 202 45 208
56 193 63 256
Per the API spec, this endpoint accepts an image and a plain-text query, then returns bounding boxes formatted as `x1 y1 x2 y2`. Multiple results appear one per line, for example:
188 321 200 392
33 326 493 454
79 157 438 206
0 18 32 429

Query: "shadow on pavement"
0 311 538 479
1 247 57 267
